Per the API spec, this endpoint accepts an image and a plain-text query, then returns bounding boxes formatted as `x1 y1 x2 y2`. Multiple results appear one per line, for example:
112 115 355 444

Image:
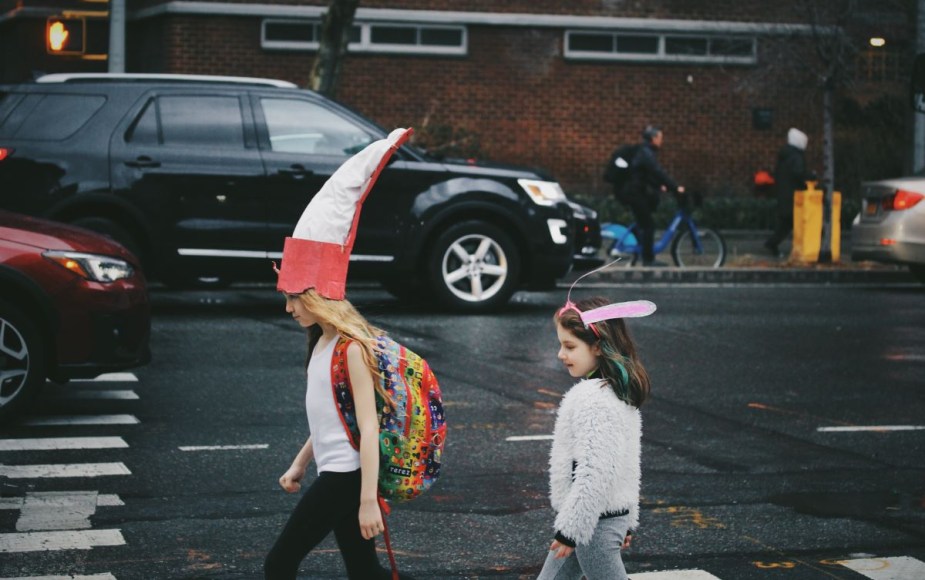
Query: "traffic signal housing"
46 16 86 55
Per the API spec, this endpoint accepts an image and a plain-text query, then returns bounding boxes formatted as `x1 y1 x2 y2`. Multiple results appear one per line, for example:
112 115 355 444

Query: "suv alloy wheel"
428 221 520 311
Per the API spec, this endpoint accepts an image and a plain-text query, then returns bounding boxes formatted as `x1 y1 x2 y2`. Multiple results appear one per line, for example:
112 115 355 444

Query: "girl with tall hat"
537 270 655 580
265 128 417 580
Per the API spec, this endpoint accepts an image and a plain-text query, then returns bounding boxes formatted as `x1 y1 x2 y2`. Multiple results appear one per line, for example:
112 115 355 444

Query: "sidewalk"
583 229 918 284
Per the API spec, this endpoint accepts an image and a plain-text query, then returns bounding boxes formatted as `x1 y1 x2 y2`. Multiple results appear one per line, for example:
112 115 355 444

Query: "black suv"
0 73 600 310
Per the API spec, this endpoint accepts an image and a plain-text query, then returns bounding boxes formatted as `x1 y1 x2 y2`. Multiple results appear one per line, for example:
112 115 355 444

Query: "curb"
565 267 917 285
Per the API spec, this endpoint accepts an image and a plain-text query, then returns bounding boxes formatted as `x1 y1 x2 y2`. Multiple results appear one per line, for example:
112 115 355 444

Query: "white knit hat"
276 127 413 299
787 127 808 151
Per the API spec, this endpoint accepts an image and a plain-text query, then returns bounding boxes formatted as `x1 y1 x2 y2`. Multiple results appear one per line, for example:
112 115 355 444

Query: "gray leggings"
536 515 630 580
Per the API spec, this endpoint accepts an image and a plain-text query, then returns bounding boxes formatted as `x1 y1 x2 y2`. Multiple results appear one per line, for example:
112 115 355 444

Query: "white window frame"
564 30 756 65
261 19 467 56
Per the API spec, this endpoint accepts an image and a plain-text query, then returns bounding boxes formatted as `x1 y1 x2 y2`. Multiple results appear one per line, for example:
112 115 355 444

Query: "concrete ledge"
570 266 917 285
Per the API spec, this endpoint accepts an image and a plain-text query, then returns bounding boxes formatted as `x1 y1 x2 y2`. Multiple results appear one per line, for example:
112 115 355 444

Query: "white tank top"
305 335 361 474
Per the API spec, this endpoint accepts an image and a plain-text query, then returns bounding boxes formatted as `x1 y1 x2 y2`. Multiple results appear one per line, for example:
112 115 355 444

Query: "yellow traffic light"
46 16 86 55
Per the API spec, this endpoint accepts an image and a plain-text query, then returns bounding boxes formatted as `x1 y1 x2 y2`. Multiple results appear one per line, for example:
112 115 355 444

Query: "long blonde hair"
297 289 391 405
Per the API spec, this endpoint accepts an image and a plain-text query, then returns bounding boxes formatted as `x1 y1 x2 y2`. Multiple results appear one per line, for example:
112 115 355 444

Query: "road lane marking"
0 463 131 478
748 402 855 427
817 425 925 432
0 529 124 553
17 491 98 531
72 372 138 382
839 556 925 579
178 444 269 451
505 435 553 442
629 571 722 579
63 390 139 400
0 437 128 452
0 495 122 510
23 415 139 427
2 575 117 579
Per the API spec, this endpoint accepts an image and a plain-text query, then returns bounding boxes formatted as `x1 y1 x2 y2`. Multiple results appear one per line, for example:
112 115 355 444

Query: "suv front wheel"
428 221 520 311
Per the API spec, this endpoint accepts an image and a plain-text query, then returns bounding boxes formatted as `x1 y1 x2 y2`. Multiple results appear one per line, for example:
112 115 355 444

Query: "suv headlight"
44 251 134 282
518 179 567 206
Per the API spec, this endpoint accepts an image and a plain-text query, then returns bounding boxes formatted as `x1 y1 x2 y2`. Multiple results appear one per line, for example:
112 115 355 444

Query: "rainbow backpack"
331 335 445 503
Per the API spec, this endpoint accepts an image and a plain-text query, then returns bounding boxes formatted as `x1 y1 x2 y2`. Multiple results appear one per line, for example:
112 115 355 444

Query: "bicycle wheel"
670 227 726 267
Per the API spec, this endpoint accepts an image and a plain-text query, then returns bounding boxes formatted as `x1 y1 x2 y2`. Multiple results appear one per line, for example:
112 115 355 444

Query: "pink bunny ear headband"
557 258 657 337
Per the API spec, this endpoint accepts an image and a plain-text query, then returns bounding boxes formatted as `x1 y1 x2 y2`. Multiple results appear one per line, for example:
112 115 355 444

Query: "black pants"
626 194 658 263
265 470 406 580
766 201 794 249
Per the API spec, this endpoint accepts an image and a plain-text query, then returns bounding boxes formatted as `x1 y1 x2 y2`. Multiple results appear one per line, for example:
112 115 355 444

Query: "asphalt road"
1 283 923 579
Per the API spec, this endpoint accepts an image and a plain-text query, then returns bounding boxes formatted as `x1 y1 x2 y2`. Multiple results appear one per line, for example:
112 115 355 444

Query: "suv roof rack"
35 73 298 89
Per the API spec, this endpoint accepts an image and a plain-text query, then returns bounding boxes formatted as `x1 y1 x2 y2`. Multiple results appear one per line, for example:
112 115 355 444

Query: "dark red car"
0 210 150 421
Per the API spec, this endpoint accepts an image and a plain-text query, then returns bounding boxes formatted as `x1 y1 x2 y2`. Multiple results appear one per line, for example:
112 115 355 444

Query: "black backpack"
603 144 639 191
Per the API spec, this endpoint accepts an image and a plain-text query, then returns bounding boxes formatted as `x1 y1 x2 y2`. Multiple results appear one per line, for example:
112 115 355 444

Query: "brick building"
1 1 911 197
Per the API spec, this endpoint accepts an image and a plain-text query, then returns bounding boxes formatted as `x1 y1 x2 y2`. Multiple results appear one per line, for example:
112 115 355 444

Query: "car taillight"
0 147 12 162
881 190 924 211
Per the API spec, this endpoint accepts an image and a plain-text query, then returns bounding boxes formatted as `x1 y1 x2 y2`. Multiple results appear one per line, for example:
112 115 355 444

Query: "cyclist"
618 125 685 267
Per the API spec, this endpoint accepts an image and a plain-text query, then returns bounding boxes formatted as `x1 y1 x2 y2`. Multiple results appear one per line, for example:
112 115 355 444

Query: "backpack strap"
331 337 400 580
330 336 361 451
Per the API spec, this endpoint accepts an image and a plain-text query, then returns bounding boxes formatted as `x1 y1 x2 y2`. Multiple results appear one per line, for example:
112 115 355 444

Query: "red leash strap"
378 495 399 580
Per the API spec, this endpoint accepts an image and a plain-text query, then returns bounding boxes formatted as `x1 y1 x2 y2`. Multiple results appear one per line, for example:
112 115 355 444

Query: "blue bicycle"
601 194 727 267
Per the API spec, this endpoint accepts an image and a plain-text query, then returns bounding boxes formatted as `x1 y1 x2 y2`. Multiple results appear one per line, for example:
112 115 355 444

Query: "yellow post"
791 182 823 263
830 190 841 263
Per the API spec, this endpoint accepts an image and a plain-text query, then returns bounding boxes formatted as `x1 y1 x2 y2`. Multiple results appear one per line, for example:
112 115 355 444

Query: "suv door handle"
277 164 313 179
124 156 161 169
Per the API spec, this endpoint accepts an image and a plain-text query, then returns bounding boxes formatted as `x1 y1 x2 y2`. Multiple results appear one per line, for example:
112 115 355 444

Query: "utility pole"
108 0 125 73
916 0 925 172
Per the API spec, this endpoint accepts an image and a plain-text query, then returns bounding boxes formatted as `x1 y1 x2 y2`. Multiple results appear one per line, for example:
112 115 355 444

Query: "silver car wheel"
0 317 30 409
441 234 509 303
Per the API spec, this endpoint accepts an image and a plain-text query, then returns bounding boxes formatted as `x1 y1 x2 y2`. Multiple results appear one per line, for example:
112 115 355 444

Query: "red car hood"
0 210 132 259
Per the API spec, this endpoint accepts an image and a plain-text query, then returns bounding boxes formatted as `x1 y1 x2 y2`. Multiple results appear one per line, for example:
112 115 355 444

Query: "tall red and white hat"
276 127 413 299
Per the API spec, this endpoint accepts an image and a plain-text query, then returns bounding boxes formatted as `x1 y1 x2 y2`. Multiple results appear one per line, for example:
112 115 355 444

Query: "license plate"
865 200 879 215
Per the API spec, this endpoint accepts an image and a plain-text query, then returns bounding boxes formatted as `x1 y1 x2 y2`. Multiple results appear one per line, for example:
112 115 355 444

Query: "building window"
262 20 466 55
565 31 756 64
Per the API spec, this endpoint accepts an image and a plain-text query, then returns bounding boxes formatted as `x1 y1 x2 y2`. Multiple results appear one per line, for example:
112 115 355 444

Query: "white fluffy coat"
549 378 642 545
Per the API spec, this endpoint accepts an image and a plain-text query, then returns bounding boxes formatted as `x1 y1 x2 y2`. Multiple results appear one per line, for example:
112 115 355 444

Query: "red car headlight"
43 251 134 282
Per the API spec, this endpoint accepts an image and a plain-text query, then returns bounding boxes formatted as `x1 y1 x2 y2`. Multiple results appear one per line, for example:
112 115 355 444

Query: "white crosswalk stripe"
0 495 123 510
0 529 125 553
22 415 139 427
0 462 131 478
0 375 137 579
2 575 117 579
71 372 138 382
630 571 722 579
839 556 925 579
0 437 128 452
61 390 139 401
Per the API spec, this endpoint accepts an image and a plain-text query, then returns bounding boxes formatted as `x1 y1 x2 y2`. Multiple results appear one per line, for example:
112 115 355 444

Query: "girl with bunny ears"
537 293 655 580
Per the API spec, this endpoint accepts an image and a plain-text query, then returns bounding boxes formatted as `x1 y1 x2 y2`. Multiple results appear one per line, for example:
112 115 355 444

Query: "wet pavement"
1 284 923 579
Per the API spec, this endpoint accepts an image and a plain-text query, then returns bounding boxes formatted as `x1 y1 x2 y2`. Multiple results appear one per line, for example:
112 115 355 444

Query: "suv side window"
1 93 105 140
126 98 158 145
156 95 245 149
260 97 372 156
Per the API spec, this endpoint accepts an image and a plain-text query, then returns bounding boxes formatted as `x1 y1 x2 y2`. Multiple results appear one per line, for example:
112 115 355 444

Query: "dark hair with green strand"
554 296 651 408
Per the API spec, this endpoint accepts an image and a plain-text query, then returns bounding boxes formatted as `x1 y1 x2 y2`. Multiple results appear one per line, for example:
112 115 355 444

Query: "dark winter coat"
773 144 809 213
623 142 680 202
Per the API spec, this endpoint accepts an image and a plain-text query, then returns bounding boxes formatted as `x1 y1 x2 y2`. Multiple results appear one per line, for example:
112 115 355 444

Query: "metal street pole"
108 0 125 73
916 0 925 172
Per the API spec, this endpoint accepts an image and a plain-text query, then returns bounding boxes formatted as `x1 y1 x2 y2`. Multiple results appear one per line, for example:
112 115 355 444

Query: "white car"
851 175 925 283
